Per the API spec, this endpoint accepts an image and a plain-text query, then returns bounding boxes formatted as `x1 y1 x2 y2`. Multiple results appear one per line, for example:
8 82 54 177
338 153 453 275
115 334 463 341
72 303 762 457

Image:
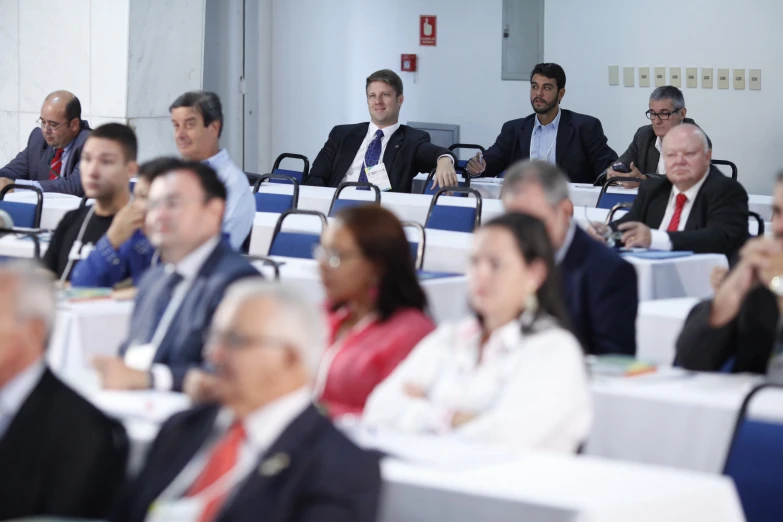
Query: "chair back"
605 202 634 224
749 211 765 237
712 159 738 180
253 174 300 213
420 166 471 196
597 177 638 209
245 255 282 280
447 143 486 169
328 182 381 217
272 153 310 184
268 209 327 259
425 187 482 233
401 220 426 270
0 185 43 229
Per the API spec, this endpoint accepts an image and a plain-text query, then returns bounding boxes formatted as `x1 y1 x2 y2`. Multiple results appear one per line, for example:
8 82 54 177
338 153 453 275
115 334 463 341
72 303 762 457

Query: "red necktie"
187 422 246 522
49 148 64 180
667 193 688 232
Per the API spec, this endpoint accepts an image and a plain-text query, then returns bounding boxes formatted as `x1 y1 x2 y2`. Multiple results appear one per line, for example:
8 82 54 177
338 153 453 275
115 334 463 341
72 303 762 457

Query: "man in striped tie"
0 91 91 196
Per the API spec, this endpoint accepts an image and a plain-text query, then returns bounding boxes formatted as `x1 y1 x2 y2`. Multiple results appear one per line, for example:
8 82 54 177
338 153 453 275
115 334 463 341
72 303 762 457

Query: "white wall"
271 0 781 195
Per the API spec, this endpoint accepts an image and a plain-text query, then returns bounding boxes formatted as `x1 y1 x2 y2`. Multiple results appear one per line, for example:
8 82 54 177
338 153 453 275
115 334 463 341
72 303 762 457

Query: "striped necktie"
49 148 64 180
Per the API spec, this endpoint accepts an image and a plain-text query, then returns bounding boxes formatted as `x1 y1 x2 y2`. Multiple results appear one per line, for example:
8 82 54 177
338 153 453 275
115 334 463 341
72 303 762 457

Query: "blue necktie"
359 129 385 185
138 270 183 344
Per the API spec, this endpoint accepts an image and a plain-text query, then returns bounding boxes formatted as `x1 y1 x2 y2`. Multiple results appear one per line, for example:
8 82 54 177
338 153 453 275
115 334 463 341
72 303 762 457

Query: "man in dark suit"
465 63 617 184
607 124 749 257
92 160 261 393
502 160 638 355
675 174 783 373
305 69 456 193
0 262 127 520
606 85 710 188
112 281 381 522
0 90 91 195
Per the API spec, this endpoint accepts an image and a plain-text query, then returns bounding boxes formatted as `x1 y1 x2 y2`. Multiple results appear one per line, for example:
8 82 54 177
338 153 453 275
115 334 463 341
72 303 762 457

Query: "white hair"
668 123 710 154
219 279 326 372
0 261 56 337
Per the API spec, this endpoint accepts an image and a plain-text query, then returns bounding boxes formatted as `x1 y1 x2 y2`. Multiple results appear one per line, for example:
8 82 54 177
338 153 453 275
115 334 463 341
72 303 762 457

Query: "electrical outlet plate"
749 69 761 90
717 68 730 89
670 67 682 87
623 66 634 87
654 67 666 86
685 67 698 88
701 68 713 89
608 65 619 85
734 69 745 89
639 67 651 87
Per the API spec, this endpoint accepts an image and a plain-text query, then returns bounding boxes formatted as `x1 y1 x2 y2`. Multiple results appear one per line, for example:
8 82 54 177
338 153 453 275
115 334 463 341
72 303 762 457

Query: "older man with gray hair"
114 280 381 522
0 262 128 520
502 160 638 356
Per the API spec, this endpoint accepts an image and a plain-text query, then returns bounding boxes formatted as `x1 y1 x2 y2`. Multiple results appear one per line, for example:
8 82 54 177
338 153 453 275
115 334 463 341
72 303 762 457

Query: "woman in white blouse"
363 213 592 452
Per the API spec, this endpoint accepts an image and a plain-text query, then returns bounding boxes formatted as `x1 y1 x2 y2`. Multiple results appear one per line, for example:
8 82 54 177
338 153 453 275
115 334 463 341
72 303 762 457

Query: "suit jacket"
481 109 617 183
111 404 381 522
0 367 128 520
611 167 749 257
560 226 638 356
119 239 261 391
675 287 778 374
304 123 455 193
0 121 91 195
617 118 711 174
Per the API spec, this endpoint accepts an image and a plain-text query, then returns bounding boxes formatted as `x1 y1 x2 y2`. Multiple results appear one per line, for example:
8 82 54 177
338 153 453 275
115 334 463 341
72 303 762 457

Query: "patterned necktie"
49 148 64 180
137 270 183 344
187 421 246 522
359 129 385 184
667 193 688 232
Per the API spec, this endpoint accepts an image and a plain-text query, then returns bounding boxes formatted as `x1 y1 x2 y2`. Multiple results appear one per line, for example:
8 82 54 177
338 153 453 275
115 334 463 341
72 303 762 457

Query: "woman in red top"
314 206 435 418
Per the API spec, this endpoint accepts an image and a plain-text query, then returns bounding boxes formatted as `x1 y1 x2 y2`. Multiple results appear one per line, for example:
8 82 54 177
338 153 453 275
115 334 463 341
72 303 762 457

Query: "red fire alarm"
401 54 417 72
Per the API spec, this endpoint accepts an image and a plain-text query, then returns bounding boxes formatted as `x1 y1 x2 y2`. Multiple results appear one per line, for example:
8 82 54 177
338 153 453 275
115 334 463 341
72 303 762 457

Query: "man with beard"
465 63 617 184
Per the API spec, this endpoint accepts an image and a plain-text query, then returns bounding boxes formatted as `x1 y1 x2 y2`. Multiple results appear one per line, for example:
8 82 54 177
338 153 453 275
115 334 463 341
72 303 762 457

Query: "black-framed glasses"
312 245 361 268
36 117 72 131
645 108 681 121
204 328 290 351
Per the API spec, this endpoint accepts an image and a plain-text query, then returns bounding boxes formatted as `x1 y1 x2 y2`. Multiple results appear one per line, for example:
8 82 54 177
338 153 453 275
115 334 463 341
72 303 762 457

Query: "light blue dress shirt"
530 108 562 165
204 148 256 249
14 139 75 191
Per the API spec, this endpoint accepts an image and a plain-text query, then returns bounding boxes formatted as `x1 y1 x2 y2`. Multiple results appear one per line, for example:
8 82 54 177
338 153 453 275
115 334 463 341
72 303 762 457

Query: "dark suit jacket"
611 167 749 257
617 118 711 174
0 367 128 520
304 123 455 193
675 287 778 374
0 121 91 195
112 404 381 522
119 239 261 391
561 226 638 355
480 109 617 183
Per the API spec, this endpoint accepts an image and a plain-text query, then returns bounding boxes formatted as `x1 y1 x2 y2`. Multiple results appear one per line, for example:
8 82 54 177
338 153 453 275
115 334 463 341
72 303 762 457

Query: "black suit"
112 404 381 522
0 367 128 520
675 287 778 374
617 118 711 174
611 167 749 257
304 123 454 193
480 109 617 184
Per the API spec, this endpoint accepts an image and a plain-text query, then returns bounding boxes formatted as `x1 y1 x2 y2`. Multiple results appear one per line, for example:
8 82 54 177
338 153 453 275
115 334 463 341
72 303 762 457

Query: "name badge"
124 342 157 371
365 164 392 192
147 497 205 522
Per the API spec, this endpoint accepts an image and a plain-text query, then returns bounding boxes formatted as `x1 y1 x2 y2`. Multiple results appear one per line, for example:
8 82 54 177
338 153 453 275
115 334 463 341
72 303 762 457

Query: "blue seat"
267 209 327 259
724 384 783 522
328 182 380 217
270 153 310 184
597 177 638 210
129 179 136 193
0 184 43 229
253 174 299 213
420 166 471 196
425 187 482 233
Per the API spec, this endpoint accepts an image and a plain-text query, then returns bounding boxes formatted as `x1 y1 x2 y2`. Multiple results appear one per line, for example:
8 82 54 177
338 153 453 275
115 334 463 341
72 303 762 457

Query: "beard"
530 97 558 115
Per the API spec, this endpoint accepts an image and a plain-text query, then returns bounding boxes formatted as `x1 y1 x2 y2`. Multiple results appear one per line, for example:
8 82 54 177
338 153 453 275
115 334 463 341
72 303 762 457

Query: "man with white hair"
0 263 128 520
607 124 749 256
113 281 381 522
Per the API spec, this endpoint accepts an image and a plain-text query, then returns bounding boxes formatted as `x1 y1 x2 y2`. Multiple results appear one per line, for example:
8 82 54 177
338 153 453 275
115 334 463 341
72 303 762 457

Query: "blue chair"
712 159 738 180
596 177 638 210
723 383 783 522
271 153 310 184
253 174 299 213
401 220 426 270
425 187 482 233
448 143 486 170
267 209 327 259
420 165 471 196
328 182 380 217
0 184 43 229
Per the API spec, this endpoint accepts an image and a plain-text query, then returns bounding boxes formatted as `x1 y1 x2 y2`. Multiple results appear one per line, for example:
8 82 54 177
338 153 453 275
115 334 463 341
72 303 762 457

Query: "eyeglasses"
312 245 361 268
36 117 71 131
645 108 681 121
204 329 290 351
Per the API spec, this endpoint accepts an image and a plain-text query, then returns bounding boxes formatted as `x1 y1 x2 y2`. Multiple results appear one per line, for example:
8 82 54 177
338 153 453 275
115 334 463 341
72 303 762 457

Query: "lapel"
555 109 574 166
333 124 369 187
518 116 535 159
683 169 715 230
646 179 674 228
382 125 404 169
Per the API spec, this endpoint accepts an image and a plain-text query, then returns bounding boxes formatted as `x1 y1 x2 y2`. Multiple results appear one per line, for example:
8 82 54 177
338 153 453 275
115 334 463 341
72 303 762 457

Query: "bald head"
39 90 82 148
662 123 712 191
663 124 709 154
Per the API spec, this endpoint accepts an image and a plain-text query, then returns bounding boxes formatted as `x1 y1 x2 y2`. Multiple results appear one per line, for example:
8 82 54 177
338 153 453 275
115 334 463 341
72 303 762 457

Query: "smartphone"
611 162 630 173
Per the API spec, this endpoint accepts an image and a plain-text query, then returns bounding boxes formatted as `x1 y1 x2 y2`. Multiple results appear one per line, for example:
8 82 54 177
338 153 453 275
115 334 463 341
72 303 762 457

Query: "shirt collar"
533 106 561 132
0 359 45 421
654 135 662 152
203 148 229 170
236 387 313 453
555 219 577 264
368 122 401 139
167 235 221 280
672 167 710 201
455 316 524 359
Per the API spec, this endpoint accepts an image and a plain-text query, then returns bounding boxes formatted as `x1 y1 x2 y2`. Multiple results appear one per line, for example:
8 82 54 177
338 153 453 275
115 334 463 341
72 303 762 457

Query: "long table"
636 297 699 365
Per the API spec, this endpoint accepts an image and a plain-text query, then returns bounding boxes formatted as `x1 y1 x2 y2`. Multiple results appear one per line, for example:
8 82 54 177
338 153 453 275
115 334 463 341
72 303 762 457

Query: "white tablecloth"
2 191 82 229
0 234 48 257
636 297 699 365
624 253 726 300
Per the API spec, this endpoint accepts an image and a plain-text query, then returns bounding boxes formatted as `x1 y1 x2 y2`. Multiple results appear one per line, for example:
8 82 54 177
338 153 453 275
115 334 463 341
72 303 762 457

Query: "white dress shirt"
149 235 222 391
654 136 666 175
0 359 45 439
342 122 402 182
363 316 592 452
649 168 710 251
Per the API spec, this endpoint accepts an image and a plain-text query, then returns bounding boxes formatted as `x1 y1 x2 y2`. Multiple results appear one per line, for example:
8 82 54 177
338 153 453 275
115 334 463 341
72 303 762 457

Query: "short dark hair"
530 63 566 91
169 91 224 137
89 123 138 162
154 159 227 202
332 205 427 320
65 96 82 122
366 69 403 97
136 157 182 183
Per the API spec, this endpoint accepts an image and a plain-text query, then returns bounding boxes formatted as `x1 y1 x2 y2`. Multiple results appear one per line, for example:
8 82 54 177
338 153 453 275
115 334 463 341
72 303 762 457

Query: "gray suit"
617 118 710 175
0 121 91 195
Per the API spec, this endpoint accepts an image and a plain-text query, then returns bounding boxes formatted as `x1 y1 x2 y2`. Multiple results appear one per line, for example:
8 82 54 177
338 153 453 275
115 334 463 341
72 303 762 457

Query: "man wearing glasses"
606 86 710 187
0 91 91 196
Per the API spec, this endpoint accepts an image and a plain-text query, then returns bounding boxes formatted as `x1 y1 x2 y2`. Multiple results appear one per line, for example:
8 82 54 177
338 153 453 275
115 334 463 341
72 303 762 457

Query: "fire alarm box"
401 54 417 72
